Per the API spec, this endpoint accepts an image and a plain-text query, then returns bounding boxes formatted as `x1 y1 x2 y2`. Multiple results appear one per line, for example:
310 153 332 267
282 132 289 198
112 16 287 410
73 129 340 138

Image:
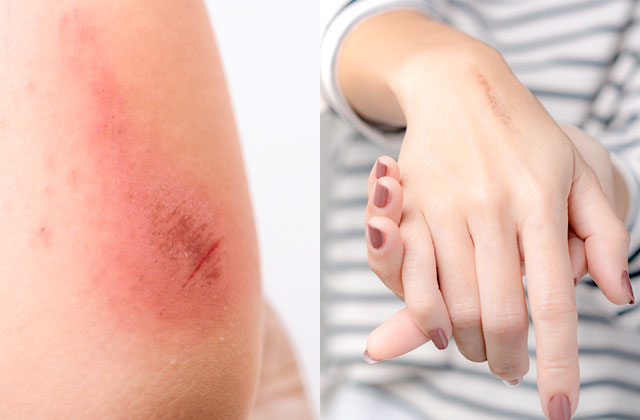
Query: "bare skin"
340 10 632 419
0 1 309 418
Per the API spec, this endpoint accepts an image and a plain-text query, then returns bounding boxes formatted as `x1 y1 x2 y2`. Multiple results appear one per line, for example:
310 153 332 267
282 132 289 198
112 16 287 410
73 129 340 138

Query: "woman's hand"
348 11 632 420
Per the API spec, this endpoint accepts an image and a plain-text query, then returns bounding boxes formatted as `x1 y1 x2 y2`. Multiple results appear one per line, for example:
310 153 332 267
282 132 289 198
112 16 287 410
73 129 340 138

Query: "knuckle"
537 356 575 376
450 306 482 333
483 311 529 341
611 223 631 245
407 297 436 321
522 184 558 219
533 295 577 323
468 185 509 216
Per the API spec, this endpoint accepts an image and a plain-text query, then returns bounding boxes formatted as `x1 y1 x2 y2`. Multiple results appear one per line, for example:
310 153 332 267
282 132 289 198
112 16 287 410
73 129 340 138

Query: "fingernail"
548 394 570 420
428 328 448 350
368 224 384 249
375 160 388 178
373 182 389 208
621 270 635 304
573 277 579 287
363 350 378 365
502 377 522 387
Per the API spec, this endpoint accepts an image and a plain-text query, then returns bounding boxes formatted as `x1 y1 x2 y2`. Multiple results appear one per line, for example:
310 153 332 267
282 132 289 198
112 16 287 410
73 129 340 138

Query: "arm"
0 1 260 418
340 9 637 221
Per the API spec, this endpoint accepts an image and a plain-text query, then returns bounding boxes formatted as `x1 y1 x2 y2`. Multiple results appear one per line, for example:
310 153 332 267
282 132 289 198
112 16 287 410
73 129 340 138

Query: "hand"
364 124 629 353
363 66 631 420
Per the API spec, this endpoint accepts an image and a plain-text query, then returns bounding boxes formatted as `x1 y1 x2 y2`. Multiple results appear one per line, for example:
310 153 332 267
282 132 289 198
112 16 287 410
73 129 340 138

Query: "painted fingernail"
368 224 384 249
373 182 389 208
363 350 378 365
428 328 448 350
548 394 570 420
502 377 522 387
621 270 635 304
375 160 388 178
573 277 579 287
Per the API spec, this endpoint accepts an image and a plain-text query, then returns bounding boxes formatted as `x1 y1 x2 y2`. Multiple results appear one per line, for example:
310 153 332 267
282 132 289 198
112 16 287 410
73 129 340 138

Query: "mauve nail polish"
368 225 384 249
548 395 570 420
428 328 448 350
373 183 389 208
622 270 635 304
375 161 388 178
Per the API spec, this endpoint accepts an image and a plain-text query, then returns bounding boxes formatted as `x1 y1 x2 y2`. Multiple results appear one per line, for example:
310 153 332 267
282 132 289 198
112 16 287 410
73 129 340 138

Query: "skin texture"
340 10 632 420
0 1 265 418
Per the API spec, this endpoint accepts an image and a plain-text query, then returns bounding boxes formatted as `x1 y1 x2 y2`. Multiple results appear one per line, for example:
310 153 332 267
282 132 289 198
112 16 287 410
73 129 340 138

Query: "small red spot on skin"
32 225 52 248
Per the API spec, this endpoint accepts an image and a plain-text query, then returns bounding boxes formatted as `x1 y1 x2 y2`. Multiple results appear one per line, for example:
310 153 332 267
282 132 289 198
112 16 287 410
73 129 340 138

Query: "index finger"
521 209 578 420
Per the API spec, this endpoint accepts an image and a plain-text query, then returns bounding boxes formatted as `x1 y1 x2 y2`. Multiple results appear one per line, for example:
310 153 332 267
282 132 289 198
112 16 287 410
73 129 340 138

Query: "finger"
470 216 529 384
367 216 404 297
367 156 401 194
570 150 633 304
429 219 486 362
366 176 404 225
568 226 587 285
400 210 452 351
365 308 429 363
522 210 579 420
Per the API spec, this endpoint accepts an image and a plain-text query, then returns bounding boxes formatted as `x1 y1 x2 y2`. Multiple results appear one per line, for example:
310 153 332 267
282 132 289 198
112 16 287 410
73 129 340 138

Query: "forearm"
337 10 502 127
0 0 260 418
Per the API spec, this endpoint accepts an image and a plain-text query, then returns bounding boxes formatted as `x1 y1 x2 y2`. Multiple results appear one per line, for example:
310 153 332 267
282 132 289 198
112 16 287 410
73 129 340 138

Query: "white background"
205 1 320 416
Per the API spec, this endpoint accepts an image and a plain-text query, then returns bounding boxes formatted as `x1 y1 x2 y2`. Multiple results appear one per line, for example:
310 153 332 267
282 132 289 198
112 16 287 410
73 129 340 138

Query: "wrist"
338 10 502 127
389 41 510 127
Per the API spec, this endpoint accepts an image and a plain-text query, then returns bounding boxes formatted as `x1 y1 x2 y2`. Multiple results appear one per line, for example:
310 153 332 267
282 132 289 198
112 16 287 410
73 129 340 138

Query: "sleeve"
320 0 445 149
582 3 640 260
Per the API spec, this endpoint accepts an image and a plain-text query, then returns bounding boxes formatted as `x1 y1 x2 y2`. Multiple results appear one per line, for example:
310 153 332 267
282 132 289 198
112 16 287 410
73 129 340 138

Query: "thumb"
569 147 633 305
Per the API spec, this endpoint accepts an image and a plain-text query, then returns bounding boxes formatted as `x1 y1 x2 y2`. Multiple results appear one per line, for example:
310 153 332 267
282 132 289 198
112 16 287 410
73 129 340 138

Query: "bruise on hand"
473 69 514 128
52 7 243 337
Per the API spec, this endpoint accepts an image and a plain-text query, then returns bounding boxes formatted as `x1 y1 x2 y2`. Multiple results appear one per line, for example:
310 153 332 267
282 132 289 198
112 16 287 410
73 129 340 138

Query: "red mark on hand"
182 239 221 288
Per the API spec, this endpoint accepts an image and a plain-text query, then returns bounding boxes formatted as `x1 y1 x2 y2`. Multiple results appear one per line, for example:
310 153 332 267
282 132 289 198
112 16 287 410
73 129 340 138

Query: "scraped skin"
0 1 260 419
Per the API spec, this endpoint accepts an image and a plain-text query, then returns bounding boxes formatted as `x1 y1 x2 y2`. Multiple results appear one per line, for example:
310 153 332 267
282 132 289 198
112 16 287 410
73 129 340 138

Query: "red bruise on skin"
183 239 222 288
54 8 239 336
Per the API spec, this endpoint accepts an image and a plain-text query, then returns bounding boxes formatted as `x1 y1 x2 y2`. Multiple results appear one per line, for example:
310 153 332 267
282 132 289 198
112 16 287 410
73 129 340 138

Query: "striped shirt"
321 1 640 419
